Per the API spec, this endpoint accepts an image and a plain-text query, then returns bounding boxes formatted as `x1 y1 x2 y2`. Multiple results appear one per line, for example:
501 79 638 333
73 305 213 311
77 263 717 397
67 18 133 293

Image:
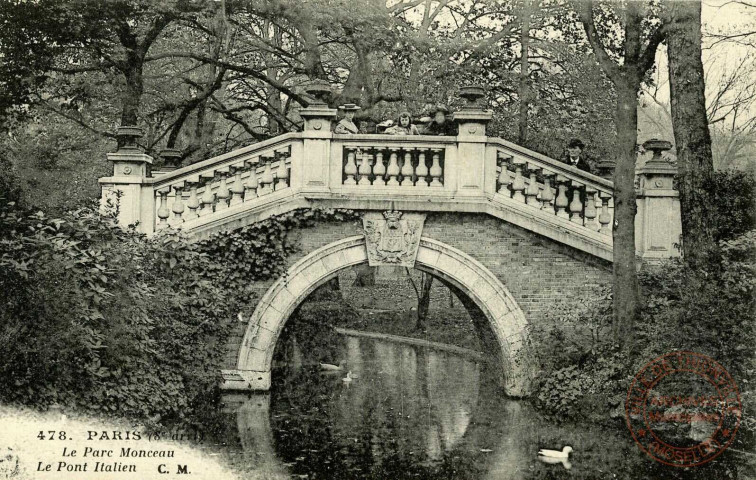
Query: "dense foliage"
532 230 756 447
0 0 631 212
710 170 756 241
0 199 358 424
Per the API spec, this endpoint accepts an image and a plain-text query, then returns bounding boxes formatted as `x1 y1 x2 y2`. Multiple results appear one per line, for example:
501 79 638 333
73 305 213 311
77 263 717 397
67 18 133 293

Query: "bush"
710 170 756 241
0 199 239 423
532 230 756 436
0 198 359 425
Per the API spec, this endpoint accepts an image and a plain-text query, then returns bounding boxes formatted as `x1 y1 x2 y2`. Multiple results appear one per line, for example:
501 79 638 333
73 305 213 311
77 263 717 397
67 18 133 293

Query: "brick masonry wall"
223 212 613 368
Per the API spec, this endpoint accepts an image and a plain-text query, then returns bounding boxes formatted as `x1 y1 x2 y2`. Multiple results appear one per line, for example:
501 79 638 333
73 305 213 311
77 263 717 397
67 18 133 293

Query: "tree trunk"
265 21 283 136
120 59 143 128
352 264 376 287
299 21 327 80
194 101 210 160
416 273 433 332
517 0 532 144
612 82 640 351
667 0 717 261
117 59 144 149
577 0 666 355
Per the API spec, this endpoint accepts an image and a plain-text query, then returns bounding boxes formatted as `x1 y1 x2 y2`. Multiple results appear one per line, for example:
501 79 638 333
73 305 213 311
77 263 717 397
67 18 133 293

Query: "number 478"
37 431 67 440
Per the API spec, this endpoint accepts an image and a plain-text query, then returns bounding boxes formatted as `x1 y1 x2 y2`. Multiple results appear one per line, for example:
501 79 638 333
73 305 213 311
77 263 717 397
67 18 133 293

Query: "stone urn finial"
459 85 486 109
159 148 183 171
304 80 332 105
116 125 144 151
642 139 673 167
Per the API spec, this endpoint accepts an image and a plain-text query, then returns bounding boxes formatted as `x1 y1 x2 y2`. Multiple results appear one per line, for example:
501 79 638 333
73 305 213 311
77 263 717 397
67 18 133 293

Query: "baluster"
215 170 230 210
275 156 289 190
170 183 185 226
260 158 275 195
279 145 291 163
386 149 400 186
229 165 245 206
156 189 170 228
497 154 513 195
496 152 512 197
184 180 199 221
415 150 429 187
555 175 570 219
584 187 599 231
599 192 612 235
373 150 386 186
344 149 358 185
358 150 372 186
429 149 443 187
540 170 555 211
569 181 584 224
525 163 541 207
244 159 259 200
400 150 414 187
199 175 215 216
511 159 526 203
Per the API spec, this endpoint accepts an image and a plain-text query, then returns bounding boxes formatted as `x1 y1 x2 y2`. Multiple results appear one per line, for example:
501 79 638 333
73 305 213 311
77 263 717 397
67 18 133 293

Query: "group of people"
333 103 591 174
334 104 456 136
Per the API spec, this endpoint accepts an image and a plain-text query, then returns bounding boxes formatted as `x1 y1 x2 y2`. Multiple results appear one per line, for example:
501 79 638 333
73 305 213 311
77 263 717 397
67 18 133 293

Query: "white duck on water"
538 446 573 458
319 361 345 372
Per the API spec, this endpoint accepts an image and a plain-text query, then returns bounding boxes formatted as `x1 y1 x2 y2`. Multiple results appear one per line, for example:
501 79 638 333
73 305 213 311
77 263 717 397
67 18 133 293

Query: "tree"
352 265 376 287
518 0 533 144
2 0 626 210
406 269 433 332
666 0 717 264
575 0 666 351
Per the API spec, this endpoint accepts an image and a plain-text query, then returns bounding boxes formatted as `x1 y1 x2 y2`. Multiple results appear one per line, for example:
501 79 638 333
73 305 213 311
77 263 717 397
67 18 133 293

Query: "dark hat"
432 104 450 114
567 138 585 149
339 103 361 111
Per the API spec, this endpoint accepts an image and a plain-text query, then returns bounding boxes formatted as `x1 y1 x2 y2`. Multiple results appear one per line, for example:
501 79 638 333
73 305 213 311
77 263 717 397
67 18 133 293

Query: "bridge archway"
236 235 537 397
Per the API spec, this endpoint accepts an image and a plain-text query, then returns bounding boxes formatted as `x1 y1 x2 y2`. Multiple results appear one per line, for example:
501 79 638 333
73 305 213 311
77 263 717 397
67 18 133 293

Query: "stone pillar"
454 85 492 197
635 139 682 262
296 81 337 193
99 126 155 233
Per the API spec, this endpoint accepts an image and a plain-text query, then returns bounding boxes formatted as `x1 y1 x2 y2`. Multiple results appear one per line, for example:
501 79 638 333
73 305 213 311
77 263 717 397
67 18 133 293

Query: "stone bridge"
99 95 681 398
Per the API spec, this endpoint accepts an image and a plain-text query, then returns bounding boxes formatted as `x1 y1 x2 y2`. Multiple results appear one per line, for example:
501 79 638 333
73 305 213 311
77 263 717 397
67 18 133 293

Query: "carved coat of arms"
363 211 426 267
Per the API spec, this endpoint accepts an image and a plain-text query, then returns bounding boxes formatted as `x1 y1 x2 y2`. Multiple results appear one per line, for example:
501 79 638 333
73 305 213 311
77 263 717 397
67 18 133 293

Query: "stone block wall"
223 212 612 369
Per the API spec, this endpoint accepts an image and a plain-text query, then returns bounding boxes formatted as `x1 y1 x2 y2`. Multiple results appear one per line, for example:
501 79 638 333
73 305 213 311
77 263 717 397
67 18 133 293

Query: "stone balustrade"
493 141 614 237
337 139 451 190
153 144 292 230
100 115 680 262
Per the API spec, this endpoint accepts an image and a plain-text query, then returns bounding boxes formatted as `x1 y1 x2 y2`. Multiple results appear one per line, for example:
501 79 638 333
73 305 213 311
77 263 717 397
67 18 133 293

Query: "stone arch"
235 236 538 397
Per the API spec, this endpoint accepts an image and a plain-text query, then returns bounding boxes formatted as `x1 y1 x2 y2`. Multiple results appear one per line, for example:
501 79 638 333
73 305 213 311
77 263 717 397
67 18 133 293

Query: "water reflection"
218 335 751 479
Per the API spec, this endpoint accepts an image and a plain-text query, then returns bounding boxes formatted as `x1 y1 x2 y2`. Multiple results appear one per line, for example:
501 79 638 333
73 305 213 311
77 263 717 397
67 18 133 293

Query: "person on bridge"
423 105 457 136
334 104 361 134
563 138 592 173
385 111 420 135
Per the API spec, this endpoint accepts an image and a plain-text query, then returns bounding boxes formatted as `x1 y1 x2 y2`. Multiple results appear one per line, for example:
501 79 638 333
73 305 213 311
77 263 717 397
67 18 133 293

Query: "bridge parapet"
99 119 680 262
331 135 456 194
151 134 297 232
491 138 615 237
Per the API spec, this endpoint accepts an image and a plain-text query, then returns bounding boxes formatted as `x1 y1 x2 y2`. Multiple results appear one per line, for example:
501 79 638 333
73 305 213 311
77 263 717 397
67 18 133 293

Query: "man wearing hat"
423 105 457 136
563 138 592 173
334 104 361 134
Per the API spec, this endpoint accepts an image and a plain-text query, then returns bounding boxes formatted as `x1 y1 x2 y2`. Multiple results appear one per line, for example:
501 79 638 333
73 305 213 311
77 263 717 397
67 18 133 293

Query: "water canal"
199 334 753 479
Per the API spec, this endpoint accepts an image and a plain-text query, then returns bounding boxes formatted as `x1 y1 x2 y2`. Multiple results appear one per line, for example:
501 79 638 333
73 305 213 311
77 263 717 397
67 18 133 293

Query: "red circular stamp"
625 351 741 467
